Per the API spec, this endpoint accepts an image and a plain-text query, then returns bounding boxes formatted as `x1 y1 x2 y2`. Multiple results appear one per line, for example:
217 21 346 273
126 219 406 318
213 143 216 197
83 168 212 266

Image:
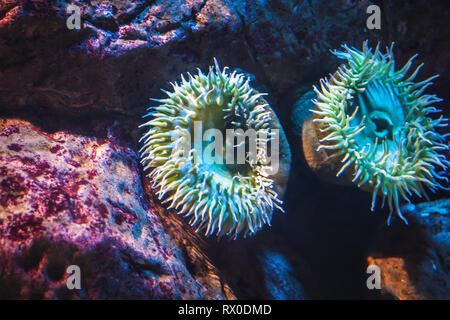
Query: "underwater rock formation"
366 199 450 299
0 0 379 116
0 119 234 299
205 234 316 299
259 249 308 300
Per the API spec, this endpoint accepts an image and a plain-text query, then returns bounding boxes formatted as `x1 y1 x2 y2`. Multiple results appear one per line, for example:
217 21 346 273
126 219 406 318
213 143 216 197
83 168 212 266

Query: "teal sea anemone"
306 41 449 224
139 59 289 238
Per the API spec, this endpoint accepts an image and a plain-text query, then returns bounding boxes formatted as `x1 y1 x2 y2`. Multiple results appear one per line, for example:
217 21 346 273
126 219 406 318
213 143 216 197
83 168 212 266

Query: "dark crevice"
83 1 156 33
116 0 155 26
154 0 208 35
120 249 167 277
182 0 208 24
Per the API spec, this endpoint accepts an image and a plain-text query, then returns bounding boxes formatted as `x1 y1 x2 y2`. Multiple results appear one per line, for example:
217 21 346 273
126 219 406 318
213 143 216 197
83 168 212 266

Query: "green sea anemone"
303 41 449 224
139 59 291 238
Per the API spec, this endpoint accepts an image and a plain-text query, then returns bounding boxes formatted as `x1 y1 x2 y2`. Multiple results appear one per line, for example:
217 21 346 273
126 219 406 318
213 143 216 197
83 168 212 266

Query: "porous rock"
0 118 234 299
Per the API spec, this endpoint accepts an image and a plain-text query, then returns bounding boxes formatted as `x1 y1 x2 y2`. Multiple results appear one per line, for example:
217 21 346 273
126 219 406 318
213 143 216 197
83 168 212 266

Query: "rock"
366 199 450 300
205 233 317 299
259 249 308 300
0 119 234 299
0 0 380 116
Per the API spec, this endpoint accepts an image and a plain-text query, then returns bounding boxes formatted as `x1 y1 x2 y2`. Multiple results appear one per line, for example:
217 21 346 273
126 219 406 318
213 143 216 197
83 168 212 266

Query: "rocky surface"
0 119 234 299
205 233 316 299
366 200 450 300
0 0 379 117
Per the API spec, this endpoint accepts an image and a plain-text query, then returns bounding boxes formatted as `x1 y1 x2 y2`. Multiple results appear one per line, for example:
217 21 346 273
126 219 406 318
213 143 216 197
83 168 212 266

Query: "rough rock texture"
366 200 450 300
0 119 234 299
260 249 308 300
0 0 379 117
206 233 316 299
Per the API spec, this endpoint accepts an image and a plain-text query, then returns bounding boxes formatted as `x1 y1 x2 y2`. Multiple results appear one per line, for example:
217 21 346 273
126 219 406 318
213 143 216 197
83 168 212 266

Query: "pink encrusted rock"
0 119 234 299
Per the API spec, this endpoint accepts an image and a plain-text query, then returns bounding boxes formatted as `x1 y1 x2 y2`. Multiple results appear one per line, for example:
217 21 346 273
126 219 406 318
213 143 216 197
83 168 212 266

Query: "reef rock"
366 199 450 300
258 249 309 299
0 0 379 116
205 234 316 299
0 119 234 299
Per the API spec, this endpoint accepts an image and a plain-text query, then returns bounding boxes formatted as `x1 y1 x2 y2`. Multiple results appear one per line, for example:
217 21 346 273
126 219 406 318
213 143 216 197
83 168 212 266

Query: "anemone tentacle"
312 41 449 224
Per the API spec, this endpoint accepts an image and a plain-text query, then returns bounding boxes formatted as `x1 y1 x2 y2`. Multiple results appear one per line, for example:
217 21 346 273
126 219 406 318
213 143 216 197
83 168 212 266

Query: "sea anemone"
139 59 291 238
303 41 449 224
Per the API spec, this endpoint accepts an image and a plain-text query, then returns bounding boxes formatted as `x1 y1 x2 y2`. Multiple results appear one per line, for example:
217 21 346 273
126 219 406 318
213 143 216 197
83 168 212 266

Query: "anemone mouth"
139 59 283 239
312 41 449 224
353 79 405 142
368 112 394 140
348 79 407 168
